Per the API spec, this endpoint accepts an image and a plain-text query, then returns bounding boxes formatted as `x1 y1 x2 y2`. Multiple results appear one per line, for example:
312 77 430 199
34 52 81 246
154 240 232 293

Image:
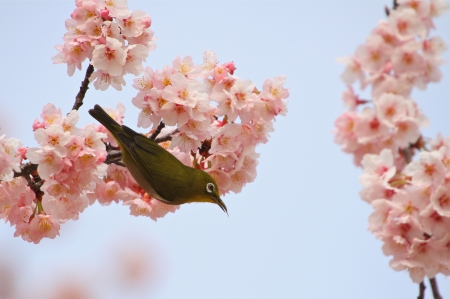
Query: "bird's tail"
88 104 123 140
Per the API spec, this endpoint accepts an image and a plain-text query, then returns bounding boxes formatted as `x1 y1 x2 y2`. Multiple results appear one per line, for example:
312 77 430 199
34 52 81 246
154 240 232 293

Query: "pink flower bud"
223 61 236 75
32 119 45 131
18 147 27 160
142 16 152 28
100 9 111 20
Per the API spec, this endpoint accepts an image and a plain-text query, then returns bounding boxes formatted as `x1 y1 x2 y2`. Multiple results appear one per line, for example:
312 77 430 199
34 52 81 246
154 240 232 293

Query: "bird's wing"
132 135 193 203
117 133 170 203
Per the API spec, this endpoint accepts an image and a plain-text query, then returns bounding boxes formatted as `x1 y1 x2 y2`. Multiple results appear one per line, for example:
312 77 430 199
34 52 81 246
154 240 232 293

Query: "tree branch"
150 121 165 140
154 129 177 143
104 150 122 164
71 64 95 111
429 278 442 299
417 281 426 299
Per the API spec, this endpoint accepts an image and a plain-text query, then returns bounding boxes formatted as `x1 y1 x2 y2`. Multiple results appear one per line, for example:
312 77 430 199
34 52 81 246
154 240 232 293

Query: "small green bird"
89 104 227 214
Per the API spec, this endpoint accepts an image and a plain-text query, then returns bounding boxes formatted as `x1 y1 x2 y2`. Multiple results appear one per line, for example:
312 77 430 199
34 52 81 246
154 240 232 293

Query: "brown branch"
71 64 95 111
104 150 122 164
154 129 177 143
13 162 37 178
429 278 442 299
417 282 426 299
150 121 165 140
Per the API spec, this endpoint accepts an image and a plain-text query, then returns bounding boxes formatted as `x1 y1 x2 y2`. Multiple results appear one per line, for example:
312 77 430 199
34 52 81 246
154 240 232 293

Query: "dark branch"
393 0 399 9
154 129 177 143
104 150 123 164
429 278 442 299
13 162 38 178
150 121 165 140
417 282 426 299
71 64 95 111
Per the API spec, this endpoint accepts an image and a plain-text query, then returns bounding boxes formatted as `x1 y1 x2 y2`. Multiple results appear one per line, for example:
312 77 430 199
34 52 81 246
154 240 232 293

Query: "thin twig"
393 0 399 9
429 278 442 299
154 129 177 143
13 162 38 178
71 64 95 111
417 281 426 299
150 121 165 140
104 150 123 164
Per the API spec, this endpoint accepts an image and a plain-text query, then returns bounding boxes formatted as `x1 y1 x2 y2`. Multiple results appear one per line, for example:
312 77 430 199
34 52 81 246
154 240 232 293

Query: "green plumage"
88 104 227 213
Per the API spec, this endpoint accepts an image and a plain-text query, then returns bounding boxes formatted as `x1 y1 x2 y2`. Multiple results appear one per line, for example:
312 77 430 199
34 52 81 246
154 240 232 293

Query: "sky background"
0 0 449 298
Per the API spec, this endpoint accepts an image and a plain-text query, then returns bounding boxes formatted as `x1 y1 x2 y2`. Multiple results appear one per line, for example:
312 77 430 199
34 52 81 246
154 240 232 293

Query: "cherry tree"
334 0 449 297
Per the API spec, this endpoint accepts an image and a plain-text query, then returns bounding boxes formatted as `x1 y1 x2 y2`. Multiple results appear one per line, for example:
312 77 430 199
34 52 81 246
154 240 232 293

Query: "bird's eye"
206 183 215 193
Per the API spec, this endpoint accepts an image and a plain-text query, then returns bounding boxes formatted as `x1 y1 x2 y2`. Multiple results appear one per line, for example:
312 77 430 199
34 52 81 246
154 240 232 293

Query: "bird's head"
189 171 227 214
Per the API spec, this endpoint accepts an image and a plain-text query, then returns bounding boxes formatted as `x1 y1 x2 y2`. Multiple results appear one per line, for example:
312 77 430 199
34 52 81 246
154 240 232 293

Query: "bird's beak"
213 195 228 215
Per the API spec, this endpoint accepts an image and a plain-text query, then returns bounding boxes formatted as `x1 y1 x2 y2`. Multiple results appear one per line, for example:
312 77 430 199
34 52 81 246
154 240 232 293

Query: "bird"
88 104 227 214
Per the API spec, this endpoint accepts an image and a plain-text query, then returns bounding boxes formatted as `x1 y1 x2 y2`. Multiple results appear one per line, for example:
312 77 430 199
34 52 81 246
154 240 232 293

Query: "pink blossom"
40 103 62 127
95 180 121 205
27 148 64 180
422 36 447 57
430 0 450 17
392 41 425 75
420 204 450 239
341 86 366 111
397 0 431 18
160 103 194 129
127 28 156 49
132 88 163 128
336 56 365 86
200 50 218 77
162 73 207 108
29 214 60 243
0 135 23 182
60 110 82 135
228 169 251 194
89 70 126 91
360 149 396 185
356 34 393 72
375 93 407 127
91 37 126 76
261 75 289 101
97 0 128 18
42 193 89 221
223 78 256 110
172 56 200 79
360 180 398 203
153 65 176 89
116 10 149 37
393 118 421 148
132 66 154 91
34 124 71 156
334 111 359 152
389 7 426 39
430 185 450 217
354 107 390 144
404 151 446 187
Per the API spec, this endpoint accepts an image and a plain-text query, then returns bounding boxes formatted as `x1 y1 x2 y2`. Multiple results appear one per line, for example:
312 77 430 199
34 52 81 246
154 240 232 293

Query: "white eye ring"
206 183 215 193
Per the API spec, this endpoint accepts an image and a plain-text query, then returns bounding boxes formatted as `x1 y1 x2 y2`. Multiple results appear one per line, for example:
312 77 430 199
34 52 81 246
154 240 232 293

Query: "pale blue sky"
0 1 449 298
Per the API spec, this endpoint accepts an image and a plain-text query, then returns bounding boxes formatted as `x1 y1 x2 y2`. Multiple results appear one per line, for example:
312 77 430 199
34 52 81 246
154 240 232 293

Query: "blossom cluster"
0 103 181 244
334 0 448 166
127 50 289 195
0 104 108 243
53 0 156 91
334 0 450 283
361 144 450 283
